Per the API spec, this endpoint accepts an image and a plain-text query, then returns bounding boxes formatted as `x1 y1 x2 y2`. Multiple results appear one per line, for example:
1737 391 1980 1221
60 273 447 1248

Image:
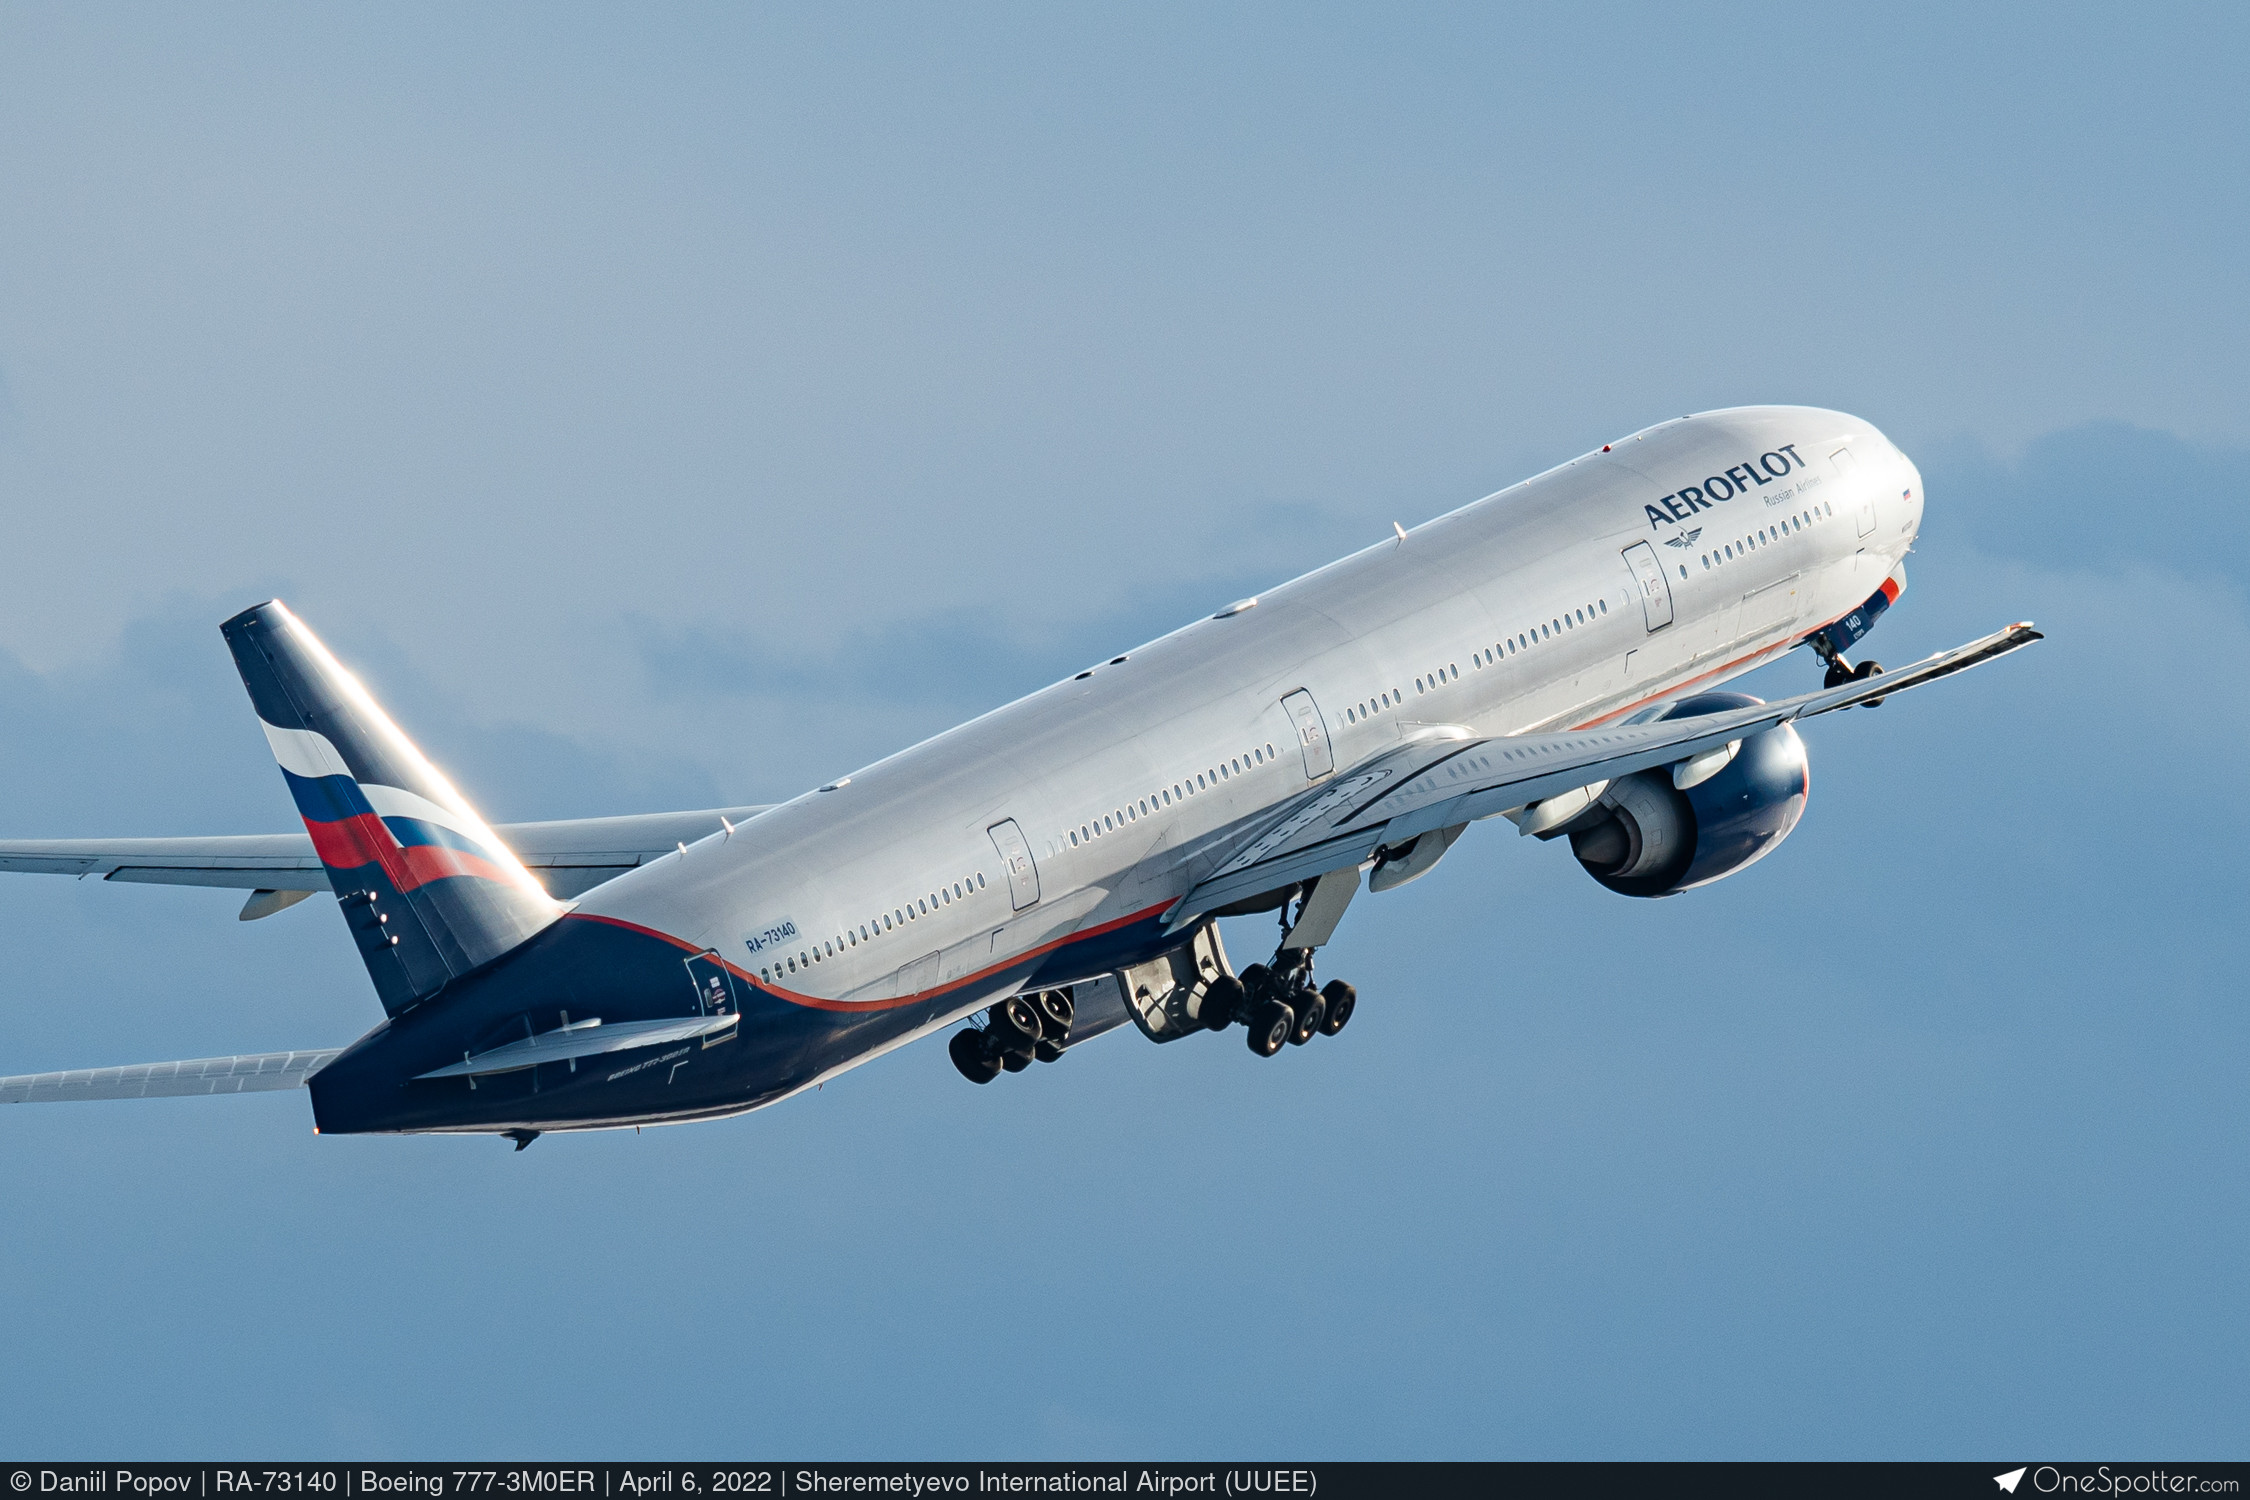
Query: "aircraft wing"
1170 622 2041 925
1 1047 342 1104
0 805 773 904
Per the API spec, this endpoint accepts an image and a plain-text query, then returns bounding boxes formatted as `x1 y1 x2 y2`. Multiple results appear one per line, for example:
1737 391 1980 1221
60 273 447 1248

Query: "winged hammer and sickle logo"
1664 528 1702 548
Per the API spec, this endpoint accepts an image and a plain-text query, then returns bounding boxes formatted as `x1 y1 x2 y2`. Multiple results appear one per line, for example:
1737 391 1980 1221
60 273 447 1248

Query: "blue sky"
1 2 2245 1458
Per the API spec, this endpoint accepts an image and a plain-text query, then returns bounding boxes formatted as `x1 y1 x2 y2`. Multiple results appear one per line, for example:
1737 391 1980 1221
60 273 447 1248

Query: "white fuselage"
585 406 1920 1045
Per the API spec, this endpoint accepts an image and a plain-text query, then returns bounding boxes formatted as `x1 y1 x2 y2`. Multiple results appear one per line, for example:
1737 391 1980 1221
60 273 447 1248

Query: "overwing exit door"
1281 689 1334 779
1621 541 1675 630
988 819 1041 911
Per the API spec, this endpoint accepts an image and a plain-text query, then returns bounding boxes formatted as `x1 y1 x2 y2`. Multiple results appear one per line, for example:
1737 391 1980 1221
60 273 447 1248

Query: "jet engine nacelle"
1562 692 1809 897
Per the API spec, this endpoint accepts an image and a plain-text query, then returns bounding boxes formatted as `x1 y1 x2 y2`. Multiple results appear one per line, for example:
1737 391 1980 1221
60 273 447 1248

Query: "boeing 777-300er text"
0 407 2039 1146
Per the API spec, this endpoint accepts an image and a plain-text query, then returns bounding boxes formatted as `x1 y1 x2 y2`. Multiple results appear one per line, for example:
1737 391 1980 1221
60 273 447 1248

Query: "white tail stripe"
260 721 353 781
360 782 502 853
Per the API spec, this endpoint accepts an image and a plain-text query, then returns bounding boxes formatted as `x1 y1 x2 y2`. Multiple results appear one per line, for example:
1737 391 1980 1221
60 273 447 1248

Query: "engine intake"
1560 692 1810 897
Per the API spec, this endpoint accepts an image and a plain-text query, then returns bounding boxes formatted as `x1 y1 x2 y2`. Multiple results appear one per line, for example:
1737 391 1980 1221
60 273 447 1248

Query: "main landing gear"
948 988 1076 1084
1197 898 1359 1059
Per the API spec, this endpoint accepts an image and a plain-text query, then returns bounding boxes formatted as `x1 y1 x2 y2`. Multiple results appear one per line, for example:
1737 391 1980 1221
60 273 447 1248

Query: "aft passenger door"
1621 541 1675 630
988 819 1041 910
683 949 740 1047
1281 690 1335 779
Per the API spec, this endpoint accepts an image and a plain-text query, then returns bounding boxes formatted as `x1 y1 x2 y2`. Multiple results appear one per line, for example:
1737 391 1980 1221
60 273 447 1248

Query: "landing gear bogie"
949 989 1076 1084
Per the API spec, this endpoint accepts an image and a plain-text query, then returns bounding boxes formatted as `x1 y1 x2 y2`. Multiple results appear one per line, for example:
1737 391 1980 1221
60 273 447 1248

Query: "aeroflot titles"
1643 442 1807 531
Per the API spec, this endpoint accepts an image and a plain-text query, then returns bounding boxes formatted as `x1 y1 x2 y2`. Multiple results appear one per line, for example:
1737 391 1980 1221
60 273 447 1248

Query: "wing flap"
1 1048 342 1104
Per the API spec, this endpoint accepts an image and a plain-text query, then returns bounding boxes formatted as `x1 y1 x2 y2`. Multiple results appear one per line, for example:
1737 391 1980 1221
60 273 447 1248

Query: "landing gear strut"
1238 894 1359 1058
1811 633 1885 705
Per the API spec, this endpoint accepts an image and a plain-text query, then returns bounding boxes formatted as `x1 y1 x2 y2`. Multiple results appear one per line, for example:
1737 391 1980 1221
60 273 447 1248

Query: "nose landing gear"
1812 634 1886 706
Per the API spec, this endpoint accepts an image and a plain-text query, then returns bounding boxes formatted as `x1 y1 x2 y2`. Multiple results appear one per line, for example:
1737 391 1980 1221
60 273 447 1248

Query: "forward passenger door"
1621 542 1675 630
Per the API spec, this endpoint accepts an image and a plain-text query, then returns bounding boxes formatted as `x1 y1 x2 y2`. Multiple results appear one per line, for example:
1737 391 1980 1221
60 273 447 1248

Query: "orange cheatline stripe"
565 900 1175 1014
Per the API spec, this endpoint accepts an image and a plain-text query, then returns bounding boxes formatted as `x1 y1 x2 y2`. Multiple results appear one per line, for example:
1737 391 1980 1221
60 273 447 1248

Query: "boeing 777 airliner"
0 406 2038 1146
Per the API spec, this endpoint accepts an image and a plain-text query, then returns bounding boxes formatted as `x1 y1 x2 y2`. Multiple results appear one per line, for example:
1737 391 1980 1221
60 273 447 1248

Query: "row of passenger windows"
1478 597 1608 668
1339 597 1613 724
1061 743 1279 852
758 869 990 985
1698 501 1834 574
1345 691 1403 724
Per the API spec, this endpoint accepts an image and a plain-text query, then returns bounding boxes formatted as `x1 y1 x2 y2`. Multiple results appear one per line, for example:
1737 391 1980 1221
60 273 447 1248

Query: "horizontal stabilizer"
0 807 773 900
2 1048 341 1104
416 1013 740 1079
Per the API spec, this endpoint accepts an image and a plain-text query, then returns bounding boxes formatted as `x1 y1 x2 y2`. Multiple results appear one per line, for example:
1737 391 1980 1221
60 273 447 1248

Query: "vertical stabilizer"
222 601 560 1015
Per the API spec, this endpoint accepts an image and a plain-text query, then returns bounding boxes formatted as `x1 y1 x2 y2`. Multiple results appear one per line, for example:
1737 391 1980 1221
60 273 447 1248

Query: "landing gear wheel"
1318 980 1357 1035
1286 990 1326 1045
1823 659 1854 690
1239 963 1274 1002
1033 989 1075 1038
948 1028 1002 1084
1033 1038 1065 1063
989 996 1042 1050
999 1046 1033 1073
1247 998 1295 1057
1852 658 1886 706
1200 974 1246 1031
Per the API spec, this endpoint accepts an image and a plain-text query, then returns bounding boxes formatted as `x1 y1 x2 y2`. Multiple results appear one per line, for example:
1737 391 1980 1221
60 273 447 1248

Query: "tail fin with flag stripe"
221 601 560 1015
